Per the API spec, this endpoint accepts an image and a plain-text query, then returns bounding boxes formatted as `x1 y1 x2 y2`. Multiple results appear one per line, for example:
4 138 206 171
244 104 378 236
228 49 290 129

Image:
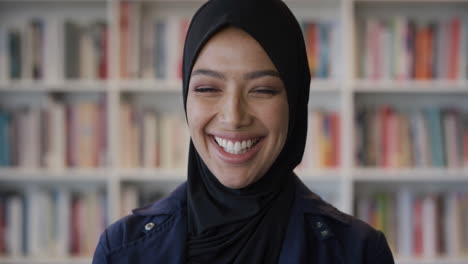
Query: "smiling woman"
92 0 395 263
187 27 289 189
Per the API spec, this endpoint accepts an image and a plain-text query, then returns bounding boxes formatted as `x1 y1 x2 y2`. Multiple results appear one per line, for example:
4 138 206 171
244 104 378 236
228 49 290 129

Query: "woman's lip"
210 135 263 164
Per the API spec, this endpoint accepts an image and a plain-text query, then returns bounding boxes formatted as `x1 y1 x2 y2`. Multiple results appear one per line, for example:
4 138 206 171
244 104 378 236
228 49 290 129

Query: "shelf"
353 168 468 182
0 80 108 93
395 257 468 264
0 168 110 182
309 79 342 92
353 80 468 93
118 79 182 93
118 168 187 182
0 257 91 264
295 168 343 181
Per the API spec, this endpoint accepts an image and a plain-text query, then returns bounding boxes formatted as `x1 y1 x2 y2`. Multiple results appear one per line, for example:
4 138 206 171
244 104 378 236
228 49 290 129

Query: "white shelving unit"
0 0 468 263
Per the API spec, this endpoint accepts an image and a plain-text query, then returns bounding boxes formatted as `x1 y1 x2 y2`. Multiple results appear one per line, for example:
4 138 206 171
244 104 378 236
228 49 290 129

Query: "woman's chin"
215 173 256 189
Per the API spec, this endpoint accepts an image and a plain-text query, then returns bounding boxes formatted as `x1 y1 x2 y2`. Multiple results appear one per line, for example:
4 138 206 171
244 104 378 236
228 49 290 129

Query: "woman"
93 0 395 263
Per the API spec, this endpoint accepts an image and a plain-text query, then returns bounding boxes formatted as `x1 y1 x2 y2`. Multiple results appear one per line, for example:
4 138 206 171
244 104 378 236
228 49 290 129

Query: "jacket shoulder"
93 183 188 261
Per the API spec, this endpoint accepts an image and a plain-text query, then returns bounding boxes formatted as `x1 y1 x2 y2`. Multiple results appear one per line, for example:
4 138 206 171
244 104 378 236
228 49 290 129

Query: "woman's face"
187 27 289 189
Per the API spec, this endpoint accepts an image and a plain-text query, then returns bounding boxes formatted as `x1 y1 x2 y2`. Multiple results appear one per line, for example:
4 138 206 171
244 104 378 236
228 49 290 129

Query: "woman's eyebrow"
244 70 280 80
191 69 280 80
191 69 225 79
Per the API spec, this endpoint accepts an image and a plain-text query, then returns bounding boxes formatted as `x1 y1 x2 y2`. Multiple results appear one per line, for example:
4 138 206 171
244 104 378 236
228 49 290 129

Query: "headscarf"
182 0 311 263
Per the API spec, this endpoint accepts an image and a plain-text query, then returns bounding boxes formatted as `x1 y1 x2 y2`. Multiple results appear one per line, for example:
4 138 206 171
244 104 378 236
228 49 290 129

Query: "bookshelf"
0 0 467 263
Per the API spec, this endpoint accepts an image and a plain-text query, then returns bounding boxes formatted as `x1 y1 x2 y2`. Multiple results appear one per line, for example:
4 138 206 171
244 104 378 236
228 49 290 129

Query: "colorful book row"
298 110 340 170
0 188 107 257
120 1 189 80
120 101 189 169
356 190 468 257
0 97 108 168
0 18 108 81
301 21 340 79
355 106 468 168
362 16 468 80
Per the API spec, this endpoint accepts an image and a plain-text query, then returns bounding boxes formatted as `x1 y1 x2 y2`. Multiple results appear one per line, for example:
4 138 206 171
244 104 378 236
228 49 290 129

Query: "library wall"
0 0 467 264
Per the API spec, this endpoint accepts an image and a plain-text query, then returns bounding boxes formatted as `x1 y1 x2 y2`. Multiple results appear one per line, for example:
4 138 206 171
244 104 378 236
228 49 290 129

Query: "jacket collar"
132 175 350 226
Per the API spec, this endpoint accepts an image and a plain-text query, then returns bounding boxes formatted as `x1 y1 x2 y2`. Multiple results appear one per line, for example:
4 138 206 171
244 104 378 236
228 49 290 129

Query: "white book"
143 110 158 168
44 17 62 83
80 26 97 80
18 108 40 168
422 194 437 257
445 192 461 256
54 189 71 257
397 188 413 256
6 195 23 257
45 99 66 169
26 188 40 256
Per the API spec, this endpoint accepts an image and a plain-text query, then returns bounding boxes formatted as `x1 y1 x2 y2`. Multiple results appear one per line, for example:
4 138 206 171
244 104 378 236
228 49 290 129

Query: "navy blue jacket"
93 176 394 263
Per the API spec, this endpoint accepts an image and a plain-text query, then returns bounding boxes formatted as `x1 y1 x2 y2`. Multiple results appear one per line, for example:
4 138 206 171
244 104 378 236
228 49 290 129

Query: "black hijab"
182 0 311 263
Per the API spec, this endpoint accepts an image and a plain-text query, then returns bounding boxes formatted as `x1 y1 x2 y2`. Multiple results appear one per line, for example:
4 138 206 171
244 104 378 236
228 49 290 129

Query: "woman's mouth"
213 136 261 155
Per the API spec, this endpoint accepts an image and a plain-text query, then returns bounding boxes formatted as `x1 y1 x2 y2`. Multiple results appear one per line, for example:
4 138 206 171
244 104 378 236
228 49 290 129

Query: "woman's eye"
193 87 219 93
252 88 280 96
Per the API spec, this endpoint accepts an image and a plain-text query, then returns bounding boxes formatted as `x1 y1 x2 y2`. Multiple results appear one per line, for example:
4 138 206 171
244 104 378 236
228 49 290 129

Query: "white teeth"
234 142 241 152
213 136 259 155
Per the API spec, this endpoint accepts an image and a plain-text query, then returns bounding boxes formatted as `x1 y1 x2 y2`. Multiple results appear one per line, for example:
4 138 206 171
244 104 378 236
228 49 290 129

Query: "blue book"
317 23 329 78
0 111 10 166
424 108 445 167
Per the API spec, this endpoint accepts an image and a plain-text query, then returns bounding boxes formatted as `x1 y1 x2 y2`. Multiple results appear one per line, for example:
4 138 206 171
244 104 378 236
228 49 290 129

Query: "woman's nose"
218 91 251 129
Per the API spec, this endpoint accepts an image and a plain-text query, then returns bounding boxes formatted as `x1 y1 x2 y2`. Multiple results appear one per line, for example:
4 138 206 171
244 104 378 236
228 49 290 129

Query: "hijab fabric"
182 0 311 262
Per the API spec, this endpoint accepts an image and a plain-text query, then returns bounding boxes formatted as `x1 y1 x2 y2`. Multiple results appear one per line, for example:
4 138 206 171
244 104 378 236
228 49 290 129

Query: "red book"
66 103 75 168
413 198 424 256
448 17 461 80
120 1 129 79
330 112 340 167
99 24 108 80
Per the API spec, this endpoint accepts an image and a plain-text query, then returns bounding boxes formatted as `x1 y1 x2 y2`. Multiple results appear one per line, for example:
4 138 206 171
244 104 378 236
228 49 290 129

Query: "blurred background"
0 0 467 263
